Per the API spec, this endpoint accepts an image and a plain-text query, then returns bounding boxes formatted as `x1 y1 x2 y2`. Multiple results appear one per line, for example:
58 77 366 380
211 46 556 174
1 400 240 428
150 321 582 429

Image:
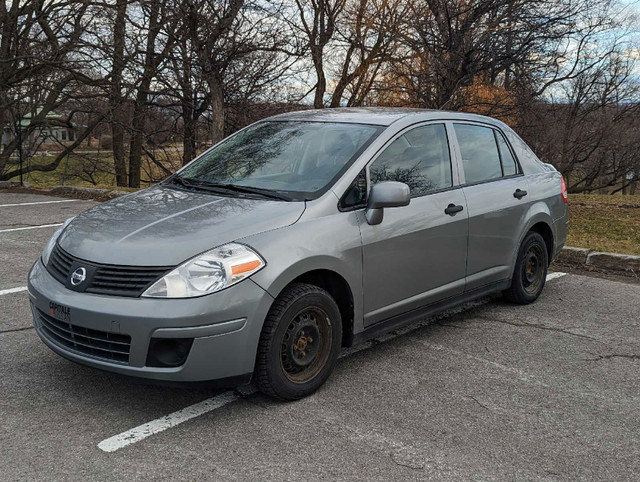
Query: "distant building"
1 109 78 151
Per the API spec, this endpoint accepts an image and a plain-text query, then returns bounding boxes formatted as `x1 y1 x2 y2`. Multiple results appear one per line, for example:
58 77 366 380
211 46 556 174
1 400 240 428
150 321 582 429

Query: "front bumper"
28 259 274 383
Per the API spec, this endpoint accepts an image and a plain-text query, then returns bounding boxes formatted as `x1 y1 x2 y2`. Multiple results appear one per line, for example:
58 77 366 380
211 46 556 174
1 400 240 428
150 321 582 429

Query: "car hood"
57 185 305 266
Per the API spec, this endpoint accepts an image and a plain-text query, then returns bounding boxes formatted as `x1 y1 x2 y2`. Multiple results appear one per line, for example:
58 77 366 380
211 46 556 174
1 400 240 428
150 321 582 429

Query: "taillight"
561 176 568 204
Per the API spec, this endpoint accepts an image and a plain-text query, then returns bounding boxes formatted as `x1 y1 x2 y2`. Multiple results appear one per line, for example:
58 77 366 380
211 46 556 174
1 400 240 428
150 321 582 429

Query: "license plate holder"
48 301 72 323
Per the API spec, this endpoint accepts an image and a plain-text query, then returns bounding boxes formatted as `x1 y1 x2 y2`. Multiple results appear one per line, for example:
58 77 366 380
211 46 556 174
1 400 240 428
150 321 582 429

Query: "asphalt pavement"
1 191 639 481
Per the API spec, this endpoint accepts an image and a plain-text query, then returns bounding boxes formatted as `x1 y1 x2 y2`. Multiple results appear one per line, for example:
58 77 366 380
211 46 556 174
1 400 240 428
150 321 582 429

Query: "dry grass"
568 194 640 256
7 150 181 190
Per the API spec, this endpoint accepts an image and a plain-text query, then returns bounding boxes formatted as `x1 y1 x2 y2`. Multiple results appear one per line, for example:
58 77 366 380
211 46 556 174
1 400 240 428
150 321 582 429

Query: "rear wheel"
255 283 342 400
503 231 549 304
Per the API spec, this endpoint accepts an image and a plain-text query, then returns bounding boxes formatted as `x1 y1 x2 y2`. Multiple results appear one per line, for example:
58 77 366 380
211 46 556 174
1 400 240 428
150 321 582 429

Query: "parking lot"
1 190 639 481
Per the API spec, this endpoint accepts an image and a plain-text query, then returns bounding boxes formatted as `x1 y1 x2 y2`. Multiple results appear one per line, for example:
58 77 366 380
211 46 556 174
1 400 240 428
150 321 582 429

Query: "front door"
358 123 469 326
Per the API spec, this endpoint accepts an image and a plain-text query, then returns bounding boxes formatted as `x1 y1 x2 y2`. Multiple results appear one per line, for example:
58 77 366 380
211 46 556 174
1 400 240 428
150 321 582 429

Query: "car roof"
265 107 506 128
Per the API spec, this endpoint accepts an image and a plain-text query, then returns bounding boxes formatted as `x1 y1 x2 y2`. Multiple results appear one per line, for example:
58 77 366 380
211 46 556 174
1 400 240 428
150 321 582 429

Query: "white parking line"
0 223 62 233
0 199 80 208
97 272 570 453
0 286 28 296
98 387 256 453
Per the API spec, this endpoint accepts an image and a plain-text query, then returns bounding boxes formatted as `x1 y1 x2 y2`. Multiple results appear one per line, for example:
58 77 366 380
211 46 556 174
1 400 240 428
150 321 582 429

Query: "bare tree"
521 47 640 193
293 0 347 107
107 0 129 187
0 0 97 181
328 0 406 107
127 0 177 187
164 31 209 166
372 0 618 111
1 0 637 196
156 0 300 166
184 0 245 145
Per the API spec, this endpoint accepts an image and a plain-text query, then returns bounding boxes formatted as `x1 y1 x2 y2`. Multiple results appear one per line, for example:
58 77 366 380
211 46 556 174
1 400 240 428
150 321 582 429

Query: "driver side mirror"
365 181 410 225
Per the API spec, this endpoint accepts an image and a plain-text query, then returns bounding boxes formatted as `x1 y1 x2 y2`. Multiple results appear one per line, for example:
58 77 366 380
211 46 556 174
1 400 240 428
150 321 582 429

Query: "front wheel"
503 231 549 304
255 283 342 400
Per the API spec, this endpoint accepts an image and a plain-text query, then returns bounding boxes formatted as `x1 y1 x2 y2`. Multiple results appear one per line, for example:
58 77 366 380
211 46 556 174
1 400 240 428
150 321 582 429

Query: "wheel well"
529 222 554 261
291 270 354 347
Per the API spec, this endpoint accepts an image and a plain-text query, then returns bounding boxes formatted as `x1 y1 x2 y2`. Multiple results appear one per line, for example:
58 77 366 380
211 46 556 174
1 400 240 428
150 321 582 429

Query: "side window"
454 124 502 184
369 124 452 197
495 131 518 176
505 130 544 173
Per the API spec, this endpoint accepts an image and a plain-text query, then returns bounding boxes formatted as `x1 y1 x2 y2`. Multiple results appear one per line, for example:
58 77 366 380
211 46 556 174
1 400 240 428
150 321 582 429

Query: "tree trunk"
182 110 196 166
181 39 197 166
127 89 148 188
109 0 128 187
0 1 17 173
208 75 224 144
312 48 326 108
128 1 160 188
314 71 326 108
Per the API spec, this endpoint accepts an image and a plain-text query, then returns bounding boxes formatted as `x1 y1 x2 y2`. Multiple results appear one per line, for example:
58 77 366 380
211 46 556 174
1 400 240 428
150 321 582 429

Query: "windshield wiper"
167 174 196 189
205 182 291 201
167 175 290 201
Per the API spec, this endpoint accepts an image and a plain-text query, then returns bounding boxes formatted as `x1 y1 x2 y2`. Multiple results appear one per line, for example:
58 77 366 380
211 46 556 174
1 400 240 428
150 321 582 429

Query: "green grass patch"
9 153 119 188
568 194 640 256
7 152 168 191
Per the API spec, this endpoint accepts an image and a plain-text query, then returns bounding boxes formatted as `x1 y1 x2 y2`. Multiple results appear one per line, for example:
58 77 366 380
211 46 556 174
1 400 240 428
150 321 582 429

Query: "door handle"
513 189 528 199
444 203 464 216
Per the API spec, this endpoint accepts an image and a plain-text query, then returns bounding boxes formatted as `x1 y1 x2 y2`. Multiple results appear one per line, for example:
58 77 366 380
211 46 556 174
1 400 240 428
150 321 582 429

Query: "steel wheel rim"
522 244 545 294
280 306 332 384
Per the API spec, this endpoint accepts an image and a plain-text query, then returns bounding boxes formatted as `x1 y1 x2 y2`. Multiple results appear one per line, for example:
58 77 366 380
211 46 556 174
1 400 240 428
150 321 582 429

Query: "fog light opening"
146 338 194 368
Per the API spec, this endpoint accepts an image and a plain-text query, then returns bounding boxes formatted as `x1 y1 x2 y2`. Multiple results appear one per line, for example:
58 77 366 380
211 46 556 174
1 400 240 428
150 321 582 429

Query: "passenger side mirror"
365 181 410 225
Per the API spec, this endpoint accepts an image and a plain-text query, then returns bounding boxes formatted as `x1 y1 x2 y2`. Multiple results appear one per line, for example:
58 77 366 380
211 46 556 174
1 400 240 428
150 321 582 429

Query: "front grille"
48 243 74 283
47 244 171 297
86 266 170 297
36 308 131 364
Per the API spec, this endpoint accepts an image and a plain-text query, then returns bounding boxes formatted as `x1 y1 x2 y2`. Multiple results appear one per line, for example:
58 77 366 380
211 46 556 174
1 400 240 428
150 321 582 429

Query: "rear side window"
454 124 502 184
369 124 452 197
505 130 545 173
495 131 518 176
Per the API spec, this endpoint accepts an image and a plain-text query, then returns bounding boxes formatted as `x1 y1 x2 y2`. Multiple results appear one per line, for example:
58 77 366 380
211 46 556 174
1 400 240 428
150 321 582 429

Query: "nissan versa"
28 108 568 400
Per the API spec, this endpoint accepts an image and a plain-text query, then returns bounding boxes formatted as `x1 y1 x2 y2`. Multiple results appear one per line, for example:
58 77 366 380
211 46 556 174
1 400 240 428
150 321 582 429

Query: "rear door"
357 123 468 326
452 123 531 290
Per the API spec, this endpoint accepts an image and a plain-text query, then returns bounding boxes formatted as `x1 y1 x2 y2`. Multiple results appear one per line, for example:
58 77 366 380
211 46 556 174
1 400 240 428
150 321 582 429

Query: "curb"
556 247 640 278
50 186 130 200
0 183 130 201
0 180 31 189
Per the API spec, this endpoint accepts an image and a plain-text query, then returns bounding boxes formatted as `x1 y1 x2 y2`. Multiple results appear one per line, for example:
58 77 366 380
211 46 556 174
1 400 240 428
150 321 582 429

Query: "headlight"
42 217 75 266
142 243 265 298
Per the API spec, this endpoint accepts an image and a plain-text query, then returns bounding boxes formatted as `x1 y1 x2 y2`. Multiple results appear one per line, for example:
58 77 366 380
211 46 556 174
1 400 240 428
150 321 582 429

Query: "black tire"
255 282 342 400
503 231 549 304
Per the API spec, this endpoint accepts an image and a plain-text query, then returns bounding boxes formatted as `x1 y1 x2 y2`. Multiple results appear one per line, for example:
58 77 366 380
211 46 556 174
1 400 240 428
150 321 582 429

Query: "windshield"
176 121 382 201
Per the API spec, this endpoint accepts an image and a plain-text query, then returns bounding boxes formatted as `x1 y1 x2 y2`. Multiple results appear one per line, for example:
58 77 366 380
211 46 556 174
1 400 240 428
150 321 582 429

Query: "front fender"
238 211 364 333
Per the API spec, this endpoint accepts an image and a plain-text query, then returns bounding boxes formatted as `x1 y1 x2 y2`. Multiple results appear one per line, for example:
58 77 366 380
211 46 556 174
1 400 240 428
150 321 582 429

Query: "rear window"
454 124 502 184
